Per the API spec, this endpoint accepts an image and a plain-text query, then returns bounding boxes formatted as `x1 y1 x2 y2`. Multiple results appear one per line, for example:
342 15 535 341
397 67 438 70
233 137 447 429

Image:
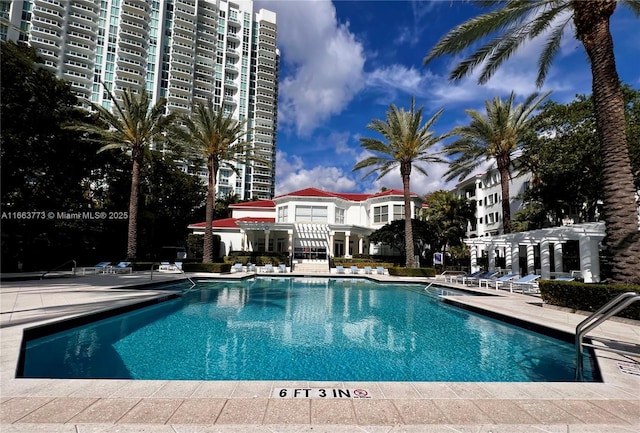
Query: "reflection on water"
21 277 594 382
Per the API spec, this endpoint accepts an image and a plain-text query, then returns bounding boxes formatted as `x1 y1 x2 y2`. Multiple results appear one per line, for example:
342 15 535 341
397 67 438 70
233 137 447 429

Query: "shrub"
388 267 437 277
539 280 640 320
226 251 288 265
182 263 232 273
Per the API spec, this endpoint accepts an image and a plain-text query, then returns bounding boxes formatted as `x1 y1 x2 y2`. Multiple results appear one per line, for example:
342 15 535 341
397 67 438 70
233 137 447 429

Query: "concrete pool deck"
1 271 638 432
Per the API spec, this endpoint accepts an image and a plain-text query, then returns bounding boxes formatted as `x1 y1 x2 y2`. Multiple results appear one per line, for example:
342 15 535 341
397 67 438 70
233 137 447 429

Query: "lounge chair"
503 274 542 293
277 264 287 273
263 264 274 273
81 261 112 275
336 266 345 274
466 271 499 286
110 262 132 274
231 263 244 273
450 270 483 284
175 262 183 271
159 262 178 272
376 266 386 275
553 276 575 282
480 273 518 289
246 263 256 272
364 266 373 274
350 266 360 274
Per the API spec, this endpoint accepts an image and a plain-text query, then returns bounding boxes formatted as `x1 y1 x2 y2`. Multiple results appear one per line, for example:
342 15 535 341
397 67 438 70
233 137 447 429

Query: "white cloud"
258 0 366 136
275 150 358 195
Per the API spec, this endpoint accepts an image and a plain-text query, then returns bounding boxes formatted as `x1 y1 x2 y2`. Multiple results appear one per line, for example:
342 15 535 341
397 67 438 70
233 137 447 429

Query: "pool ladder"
575 291 640 381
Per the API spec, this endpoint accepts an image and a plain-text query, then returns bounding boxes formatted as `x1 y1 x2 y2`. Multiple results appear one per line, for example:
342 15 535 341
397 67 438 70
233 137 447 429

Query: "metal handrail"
575 291 640 381
41 259 77 279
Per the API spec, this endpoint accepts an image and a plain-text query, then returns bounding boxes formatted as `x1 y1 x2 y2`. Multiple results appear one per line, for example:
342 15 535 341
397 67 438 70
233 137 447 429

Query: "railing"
575 291 640 381
41 259 76 279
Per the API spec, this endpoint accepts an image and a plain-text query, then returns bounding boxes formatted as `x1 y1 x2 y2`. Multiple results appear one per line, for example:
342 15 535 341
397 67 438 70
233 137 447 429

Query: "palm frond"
536 19 570 87
622 0 640 16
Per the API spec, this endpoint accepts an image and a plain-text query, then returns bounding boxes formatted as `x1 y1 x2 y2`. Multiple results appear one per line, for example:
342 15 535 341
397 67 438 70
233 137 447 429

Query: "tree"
368 219 433 261
180 100 253 263
424 1 640 283
421 190 476 254
443 91 549 234
71 86 177 260
353 98 447 268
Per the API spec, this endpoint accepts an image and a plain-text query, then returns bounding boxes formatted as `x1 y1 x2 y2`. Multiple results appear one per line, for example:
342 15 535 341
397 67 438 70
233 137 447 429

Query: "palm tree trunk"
574 2 640 284
126 155 141 260
497 156 512 234
401 163 415 268
202 160 217 264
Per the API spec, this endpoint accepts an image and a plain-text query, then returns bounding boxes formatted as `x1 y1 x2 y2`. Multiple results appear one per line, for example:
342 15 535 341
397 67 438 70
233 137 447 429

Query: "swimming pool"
19 277 596 381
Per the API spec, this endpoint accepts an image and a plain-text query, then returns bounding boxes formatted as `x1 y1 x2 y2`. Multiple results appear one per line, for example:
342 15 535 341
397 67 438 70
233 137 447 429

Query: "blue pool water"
21 277 595 381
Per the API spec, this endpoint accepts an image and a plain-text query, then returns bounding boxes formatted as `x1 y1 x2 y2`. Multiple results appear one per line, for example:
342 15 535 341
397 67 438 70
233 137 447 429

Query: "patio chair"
363 266 373 274
231 263 243 273
81 261 112 275
350 266 360 274
336 266 345 274
246 263 256 272
463 271 497 285
159 262 178 272
450 270 483 284
504 274 542 293
376 266 386 275
110 262 132 274
263 264 274 273
480 273 518 289
277 264 287 273
175 262 183 271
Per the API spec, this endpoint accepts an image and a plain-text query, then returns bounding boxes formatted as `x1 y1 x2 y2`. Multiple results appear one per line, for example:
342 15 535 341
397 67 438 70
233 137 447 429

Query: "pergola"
465 222 606 283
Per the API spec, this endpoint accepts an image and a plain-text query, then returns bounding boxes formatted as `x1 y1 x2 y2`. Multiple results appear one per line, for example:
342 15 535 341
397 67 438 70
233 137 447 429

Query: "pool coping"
1 271 639 432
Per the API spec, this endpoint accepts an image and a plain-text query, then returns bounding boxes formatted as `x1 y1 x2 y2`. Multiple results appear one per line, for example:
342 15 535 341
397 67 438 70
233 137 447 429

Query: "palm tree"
423 1 640 283
73 85 176 259
353 98 447 268
444 91 550 234
180 100 254 263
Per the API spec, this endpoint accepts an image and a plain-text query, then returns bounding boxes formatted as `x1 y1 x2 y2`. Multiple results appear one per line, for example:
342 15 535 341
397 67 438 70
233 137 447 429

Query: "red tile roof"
230 199 275 208
188 216 275 229
274 187 417 202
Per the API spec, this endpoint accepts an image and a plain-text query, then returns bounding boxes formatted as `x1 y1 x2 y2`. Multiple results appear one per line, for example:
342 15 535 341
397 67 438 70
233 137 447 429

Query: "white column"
329 231 334 257
358 236 364 255
288 229 293 258
505 244 512 270
579 237 601 283
470 244 480 273
554 242 564 274
510 243 520 276
488 246 496 272
345 231 351 257
540 239 551 279
264 230 270 252
240 229 246 251
526 244 535 275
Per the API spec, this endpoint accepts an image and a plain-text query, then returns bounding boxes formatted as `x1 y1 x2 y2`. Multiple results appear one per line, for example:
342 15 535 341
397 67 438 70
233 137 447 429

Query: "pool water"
21 277 595 381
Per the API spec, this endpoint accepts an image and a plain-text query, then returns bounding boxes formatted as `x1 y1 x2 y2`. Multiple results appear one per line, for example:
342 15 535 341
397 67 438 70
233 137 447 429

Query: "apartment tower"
1 0 279 200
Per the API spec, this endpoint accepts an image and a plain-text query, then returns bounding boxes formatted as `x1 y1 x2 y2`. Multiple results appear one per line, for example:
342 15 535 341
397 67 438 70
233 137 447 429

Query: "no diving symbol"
353 388 370 398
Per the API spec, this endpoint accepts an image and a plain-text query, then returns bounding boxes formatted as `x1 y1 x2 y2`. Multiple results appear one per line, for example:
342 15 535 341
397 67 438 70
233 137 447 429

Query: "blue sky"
255 0 640 196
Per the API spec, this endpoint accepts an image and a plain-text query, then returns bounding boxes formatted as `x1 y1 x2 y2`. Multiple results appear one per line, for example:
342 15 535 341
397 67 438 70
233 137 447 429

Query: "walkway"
1 271 638 432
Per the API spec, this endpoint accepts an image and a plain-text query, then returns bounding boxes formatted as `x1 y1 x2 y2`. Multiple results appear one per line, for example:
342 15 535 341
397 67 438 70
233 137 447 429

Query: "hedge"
539 280 640 320
333 258 395 270
182 263 232 273
388 267 437 278
226 251 289 266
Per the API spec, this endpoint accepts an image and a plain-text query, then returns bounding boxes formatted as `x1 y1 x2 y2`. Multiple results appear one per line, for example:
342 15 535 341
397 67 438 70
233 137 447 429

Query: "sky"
251 0 640 197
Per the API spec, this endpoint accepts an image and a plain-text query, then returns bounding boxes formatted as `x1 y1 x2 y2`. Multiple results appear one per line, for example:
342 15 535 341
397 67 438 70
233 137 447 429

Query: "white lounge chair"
481 273 518 289
336 266 345 274
350 266 360 274
505 274 542 293
81 261 112 275
159 262 179 272
263 264 274 273
231 263 243 273
364 266 373 274
376 266 386 275
109 262 132 274
277 264 287 273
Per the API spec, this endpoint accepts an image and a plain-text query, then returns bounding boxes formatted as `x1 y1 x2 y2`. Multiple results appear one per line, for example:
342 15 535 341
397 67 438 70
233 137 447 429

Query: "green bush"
333 258 395 269
182 263 232 273
388 267 437 277
539 280 640 320
226 251 289 265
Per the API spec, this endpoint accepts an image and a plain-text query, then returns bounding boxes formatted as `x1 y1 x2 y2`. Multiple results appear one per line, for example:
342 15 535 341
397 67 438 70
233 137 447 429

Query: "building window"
295 205 327 223
277 206 288 223
393 204 405 220
335 208 344 224
373 205 388 224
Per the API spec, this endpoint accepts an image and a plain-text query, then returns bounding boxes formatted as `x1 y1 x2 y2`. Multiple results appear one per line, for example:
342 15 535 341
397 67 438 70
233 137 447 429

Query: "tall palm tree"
73 85 176 259
180 100 254 263
353 98 447 268
423 0 640 283
444 91 550 234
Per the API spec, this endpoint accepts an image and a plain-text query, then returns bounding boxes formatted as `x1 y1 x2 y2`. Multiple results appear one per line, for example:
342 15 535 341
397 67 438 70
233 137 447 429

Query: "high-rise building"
1 0 279 200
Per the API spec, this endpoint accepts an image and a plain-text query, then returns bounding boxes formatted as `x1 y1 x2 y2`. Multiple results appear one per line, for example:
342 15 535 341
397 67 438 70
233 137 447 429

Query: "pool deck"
1 271 638 432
